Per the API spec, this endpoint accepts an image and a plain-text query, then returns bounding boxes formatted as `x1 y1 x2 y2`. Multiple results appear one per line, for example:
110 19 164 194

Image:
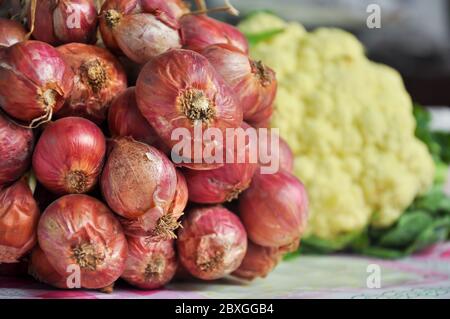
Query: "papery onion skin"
113 13 181 64
120 169 187 238
99 0 139 53
108 87 161 147
37 194 128 289
0 177 39 263
57 43 127 124
0 18 27 47
136 49 242 169
121 236 177 289
258 132 294 173
32 117 106 195
29 246 68 289
0 112 34 186
201 44 276 125
99 0 183 64
239 170 309 248
0 40 74 123
169 169 188 220
30 0 98 45
232 241 282 281
177 205 247 280
183 123 258 204
140 0 190 27
101 137 177 219
180 14 249 54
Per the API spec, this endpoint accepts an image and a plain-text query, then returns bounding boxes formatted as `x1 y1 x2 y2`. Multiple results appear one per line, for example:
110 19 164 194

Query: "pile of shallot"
0 0 308 292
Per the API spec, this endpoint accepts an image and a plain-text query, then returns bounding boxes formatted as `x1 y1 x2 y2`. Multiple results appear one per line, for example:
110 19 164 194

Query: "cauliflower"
239 13 435 240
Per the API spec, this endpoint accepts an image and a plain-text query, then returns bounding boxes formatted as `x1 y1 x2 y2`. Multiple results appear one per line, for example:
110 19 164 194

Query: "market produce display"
239 12 449 258
0 0 309 292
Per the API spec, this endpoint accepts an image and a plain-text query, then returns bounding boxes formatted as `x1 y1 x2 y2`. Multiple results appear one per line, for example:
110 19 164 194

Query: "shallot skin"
37 194 128 289
120 169 187 238
0 112 34 186
0 18 27 47
108 87 161 147
232 241 282 281
121 237 177 290
258 132 294 173
136 49 242 169
239 171 309 248
202 44 276 125
29 246 68 289
101 138 177 219
31 0 98 45
183 123 258 204
0 40 74 123
113 13 181 64
180 14 249 54
0 177 39 263
99 0 184 64
177 206 248 280
32 117 106 195
57 43 128 123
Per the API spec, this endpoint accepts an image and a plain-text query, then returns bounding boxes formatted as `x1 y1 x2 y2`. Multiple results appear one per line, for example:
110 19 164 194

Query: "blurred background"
207 0 450 107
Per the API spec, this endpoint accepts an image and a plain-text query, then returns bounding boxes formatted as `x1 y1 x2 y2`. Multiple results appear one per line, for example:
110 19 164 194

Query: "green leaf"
413 104 442 161
413 185 450 215
406 217 450 254
300 232 361 254
354 246 406 259
245 28 286 47
434 132 450 164
378 211 433 248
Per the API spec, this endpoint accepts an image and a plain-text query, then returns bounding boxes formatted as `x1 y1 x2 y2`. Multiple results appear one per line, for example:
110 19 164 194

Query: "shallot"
122 237 177 290
38 194 128 289
0 176 39 263
57 43 127 123
239 170 308 248
0 40 74 126
32 117 106 195
177 205 247 280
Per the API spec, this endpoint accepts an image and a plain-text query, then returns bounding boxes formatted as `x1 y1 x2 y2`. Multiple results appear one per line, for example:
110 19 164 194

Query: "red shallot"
0 40 74 126
29 0 98 45
201 44 276 125
120 169 187 238
177 205 247 280
183 123 258 204
29 246 68 289
37 194 128 289
108 87 161 147
136 49 242 169
32 117 106 195
180 14 248 54
99 0 185 63
100 138 177 220
121 236 177 289
232 241 282 280
0 18 27 47
57 43 127 123
239 170 308 248
0 176 39 263
0 112 34 186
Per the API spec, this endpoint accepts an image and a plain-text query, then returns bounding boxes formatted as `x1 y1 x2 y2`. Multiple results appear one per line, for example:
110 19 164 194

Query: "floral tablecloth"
1 241 450 299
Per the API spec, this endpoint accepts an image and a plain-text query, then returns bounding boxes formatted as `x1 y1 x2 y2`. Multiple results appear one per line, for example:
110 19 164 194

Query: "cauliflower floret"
240 13 435 240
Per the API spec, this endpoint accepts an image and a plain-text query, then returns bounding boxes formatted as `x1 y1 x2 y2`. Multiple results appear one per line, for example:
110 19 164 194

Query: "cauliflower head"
239 13 435 240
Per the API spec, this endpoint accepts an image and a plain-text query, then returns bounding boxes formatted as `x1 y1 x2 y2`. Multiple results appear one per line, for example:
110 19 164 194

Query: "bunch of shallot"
0 0 309 293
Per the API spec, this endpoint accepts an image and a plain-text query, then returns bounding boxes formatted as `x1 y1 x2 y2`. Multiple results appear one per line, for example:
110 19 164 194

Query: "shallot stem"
195 0 207 11
26 0 37 39
189 0 239 17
